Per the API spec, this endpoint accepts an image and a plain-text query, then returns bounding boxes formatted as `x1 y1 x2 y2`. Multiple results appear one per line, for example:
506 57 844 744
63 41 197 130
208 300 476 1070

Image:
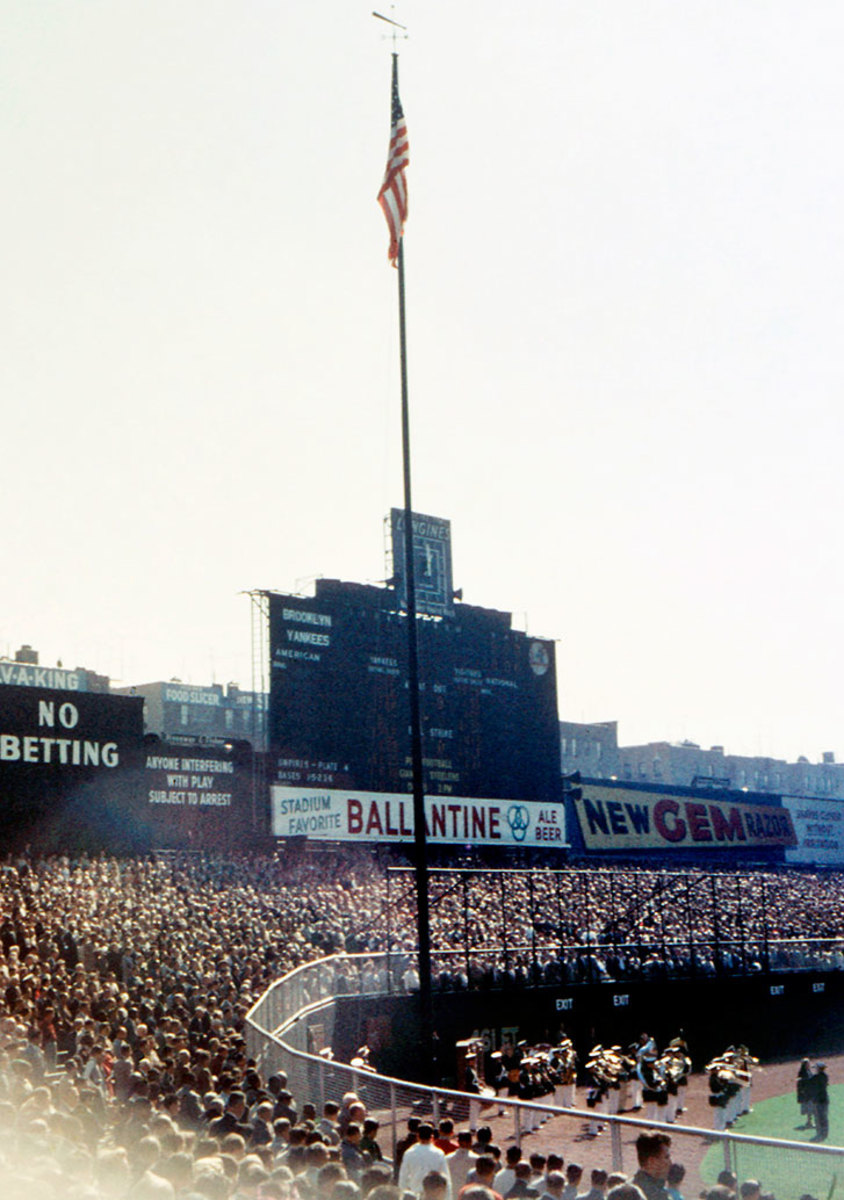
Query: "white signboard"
784 795 844 865
271 785 566 847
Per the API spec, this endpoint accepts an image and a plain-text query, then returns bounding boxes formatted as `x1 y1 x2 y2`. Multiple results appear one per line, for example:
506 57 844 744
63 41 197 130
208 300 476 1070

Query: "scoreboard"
268 579 560 804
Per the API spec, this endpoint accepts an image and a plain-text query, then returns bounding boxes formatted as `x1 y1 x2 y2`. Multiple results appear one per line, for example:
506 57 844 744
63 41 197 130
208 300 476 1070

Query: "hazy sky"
3 3 843 764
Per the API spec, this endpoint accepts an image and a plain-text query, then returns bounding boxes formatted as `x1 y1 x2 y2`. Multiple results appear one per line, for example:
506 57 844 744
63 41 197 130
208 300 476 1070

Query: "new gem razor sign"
572 785 797 850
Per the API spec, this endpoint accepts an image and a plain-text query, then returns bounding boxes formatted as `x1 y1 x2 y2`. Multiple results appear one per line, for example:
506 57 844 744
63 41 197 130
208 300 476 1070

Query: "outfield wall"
333 969 844 1085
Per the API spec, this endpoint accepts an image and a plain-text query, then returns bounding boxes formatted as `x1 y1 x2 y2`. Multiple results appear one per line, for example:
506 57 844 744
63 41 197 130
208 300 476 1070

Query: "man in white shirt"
81 1044 108 1098
493 1146 522 1197
399 1123 452 1200
447 1131 477 1193
318 1100 341 1145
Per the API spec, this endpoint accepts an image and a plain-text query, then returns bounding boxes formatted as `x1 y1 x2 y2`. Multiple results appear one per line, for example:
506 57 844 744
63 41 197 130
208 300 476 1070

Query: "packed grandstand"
0 846 841 1197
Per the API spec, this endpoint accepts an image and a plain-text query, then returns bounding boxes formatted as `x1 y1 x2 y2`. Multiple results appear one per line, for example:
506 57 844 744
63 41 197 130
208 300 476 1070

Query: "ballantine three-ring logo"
507 804 530 841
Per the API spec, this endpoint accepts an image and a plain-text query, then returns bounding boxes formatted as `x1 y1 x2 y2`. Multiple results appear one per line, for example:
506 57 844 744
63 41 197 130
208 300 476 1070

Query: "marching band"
460 1033 754 1134
706 1045 758 1131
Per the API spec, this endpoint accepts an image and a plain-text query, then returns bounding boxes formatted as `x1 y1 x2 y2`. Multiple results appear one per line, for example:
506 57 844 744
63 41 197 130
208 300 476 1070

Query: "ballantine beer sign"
271 786 566 847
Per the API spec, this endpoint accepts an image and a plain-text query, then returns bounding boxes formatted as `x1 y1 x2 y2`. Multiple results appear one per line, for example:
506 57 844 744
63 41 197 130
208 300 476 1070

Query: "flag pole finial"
372 8 408 52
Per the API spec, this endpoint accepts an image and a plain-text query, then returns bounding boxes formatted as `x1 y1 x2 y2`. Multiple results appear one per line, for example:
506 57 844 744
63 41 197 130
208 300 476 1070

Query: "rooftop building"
561 718 843 800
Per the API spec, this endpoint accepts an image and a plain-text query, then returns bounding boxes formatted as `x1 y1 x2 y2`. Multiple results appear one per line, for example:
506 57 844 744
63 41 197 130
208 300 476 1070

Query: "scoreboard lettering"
267 581 560 805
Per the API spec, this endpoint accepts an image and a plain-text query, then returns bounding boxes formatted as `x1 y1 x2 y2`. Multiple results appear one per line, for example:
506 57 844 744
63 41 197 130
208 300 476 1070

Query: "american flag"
377 56 408 267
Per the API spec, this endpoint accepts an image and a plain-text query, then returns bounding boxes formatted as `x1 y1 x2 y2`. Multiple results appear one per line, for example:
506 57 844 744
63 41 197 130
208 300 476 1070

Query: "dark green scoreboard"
268 579 561 803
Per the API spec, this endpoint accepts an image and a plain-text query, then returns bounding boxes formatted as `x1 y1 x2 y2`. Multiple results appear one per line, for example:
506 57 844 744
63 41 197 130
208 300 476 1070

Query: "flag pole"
377 44 434 1076
396 232 434 1075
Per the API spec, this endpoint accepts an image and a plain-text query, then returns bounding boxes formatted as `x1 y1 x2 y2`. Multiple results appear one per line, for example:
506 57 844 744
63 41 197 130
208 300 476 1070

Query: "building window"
571 738 577 757
180 705 189 727
561 736 567 755
595 741 602 760
225 710 234 731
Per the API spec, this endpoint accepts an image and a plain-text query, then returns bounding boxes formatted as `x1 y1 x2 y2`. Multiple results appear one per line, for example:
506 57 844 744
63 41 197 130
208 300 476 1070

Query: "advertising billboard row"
2 683 844 863
271 784 814 860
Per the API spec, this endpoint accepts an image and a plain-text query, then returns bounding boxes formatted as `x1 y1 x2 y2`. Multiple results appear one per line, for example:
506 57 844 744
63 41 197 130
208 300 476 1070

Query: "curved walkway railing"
245 952 843 1192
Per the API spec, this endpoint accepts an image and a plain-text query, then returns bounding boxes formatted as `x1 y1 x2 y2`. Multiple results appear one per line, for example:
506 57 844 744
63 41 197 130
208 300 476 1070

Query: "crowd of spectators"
386 863 844 988
0 849 841 1195
0 845 395 1196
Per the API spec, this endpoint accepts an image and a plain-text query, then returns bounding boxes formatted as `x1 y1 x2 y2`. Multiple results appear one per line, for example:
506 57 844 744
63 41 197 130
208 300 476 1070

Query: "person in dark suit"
796 1058 813 1129
809 1064 829 1141
208 1090 252 1140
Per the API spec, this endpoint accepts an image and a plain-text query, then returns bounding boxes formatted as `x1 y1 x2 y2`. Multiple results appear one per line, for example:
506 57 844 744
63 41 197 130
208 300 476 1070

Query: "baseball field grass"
700 1087 843 1200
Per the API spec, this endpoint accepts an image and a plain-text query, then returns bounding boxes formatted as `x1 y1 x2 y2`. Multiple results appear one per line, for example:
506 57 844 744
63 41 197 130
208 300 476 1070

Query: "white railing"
245 952 843 1194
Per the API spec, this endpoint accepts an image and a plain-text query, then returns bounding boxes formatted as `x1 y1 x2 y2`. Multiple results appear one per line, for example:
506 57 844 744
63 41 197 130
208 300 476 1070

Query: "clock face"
413 539 447 606
529 641 550 677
